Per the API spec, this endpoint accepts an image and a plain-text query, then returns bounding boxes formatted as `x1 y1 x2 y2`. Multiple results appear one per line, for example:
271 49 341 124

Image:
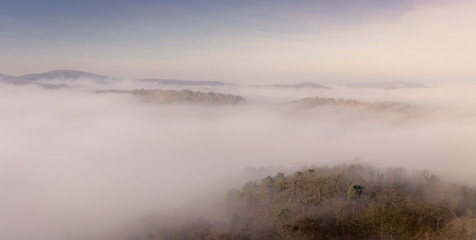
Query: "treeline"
291 97 414 113
125 164 476 240
100 89 246 105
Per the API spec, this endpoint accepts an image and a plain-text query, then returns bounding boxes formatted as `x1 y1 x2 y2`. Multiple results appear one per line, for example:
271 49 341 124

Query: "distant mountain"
0 73 27 85
346 81 426 89
254 82 328 89
99 89 245 105
35 83 70 89
0 73 14 81
0 70 115 85
139 78 230 86
16 70 113 82
289 96 414 112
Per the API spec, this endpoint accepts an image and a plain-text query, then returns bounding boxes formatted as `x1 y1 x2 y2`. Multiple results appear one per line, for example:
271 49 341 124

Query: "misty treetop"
99 89 246 105
128 164 476 240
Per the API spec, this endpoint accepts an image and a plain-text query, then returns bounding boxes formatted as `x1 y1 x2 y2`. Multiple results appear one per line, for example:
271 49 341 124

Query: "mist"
1 80 476 240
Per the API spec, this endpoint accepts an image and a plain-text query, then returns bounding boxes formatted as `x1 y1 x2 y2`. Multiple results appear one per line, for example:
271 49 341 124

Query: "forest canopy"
125 163 476 240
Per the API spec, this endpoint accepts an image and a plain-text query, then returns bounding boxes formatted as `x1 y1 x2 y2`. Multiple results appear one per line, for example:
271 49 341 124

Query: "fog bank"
1 82 476 239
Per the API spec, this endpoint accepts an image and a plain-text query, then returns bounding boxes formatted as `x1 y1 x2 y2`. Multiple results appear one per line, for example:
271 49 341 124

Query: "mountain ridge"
16 69 114 81
0 70 115 85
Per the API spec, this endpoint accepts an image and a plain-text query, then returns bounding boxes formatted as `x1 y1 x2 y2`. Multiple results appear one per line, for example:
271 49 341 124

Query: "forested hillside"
290 97 414 113
133 164 476 240
100 89 246 105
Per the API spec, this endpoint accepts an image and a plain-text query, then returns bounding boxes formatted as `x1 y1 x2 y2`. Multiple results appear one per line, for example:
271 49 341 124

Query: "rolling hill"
0 70 115 85
99 88 246 105
289 96 415 112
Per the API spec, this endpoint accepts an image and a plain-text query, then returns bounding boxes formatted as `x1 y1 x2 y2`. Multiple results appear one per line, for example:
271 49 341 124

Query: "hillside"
289 96 415 112
100 89 246 105
133 164 476 240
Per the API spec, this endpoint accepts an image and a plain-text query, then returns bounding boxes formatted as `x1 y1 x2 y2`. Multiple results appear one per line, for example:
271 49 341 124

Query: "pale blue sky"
0 0 474 83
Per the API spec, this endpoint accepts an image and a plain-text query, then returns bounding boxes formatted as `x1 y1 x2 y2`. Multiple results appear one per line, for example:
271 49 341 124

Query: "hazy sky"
1 0 475 83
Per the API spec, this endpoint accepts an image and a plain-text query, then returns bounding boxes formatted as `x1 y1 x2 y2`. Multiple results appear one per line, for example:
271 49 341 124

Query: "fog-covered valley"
1 71 476 239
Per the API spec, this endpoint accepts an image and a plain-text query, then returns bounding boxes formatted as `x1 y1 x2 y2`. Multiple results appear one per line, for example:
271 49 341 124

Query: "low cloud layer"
1 82 476 240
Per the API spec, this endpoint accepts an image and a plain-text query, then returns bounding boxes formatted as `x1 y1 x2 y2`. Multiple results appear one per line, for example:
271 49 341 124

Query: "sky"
0 0 475 83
